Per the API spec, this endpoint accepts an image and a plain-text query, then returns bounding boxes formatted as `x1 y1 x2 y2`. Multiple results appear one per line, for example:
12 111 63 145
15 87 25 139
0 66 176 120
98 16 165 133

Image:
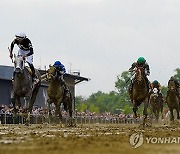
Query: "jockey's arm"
159 83 162 90
26 47 34 57
9 39 17 59
10 39 17 54
26 41 34 57
145 63 150 76
129 62 136 72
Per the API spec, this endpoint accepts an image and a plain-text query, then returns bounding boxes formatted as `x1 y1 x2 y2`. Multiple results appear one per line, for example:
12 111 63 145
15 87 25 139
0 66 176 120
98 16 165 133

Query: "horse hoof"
25 122 29 126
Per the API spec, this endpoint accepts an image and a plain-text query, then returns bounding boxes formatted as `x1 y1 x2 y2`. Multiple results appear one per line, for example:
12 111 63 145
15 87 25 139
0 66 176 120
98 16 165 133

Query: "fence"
0 113 142 125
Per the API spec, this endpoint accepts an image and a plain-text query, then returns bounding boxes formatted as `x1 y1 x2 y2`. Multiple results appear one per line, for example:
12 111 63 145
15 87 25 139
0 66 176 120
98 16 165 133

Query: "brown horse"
149 88 164 122
42 65 73 124
166 79 180 122
129 67 150 125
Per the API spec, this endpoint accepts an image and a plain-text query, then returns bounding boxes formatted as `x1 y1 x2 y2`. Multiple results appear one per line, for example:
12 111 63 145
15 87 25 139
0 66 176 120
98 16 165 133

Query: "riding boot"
129 80 133 92
146 78 152 92
29 64 39 85
60 77 69 111
12 72 15 81
63 81 70 97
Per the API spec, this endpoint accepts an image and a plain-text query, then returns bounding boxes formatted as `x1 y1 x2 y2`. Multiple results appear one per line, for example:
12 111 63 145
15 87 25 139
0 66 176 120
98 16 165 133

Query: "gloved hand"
23 55 27 60
9 53 13 59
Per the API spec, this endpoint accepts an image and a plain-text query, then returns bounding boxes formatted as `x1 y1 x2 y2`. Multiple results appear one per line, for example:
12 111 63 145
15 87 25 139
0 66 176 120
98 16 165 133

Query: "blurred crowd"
0 104 170 121
0 104 134 120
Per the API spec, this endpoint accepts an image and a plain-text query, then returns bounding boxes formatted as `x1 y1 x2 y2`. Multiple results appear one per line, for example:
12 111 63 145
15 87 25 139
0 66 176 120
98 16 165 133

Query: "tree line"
75 68 180 114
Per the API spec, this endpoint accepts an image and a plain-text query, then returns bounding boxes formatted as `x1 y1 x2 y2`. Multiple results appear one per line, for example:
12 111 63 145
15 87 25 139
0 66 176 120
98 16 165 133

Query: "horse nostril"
15 68 21 73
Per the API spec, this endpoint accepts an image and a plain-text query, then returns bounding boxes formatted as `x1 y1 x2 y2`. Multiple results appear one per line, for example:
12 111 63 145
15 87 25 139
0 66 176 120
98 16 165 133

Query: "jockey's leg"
59 76 70 111
60 76 70 98
145 77 152 92
129 80 133 92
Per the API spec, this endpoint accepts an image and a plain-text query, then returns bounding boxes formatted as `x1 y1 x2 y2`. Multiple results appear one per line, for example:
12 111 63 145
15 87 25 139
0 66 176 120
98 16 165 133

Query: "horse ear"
49 64 51 67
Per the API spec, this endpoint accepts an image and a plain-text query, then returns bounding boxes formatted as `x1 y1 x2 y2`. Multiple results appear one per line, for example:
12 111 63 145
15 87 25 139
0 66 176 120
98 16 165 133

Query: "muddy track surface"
0 124 180 154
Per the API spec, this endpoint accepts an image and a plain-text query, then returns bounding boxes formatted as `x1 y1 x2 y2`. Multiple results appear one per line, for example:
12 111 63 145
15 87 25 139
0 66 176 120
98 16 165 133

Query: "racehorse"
149 88 164 122
129 67 150 125
166 79 180 122
11 54 41 124
43 65 73 125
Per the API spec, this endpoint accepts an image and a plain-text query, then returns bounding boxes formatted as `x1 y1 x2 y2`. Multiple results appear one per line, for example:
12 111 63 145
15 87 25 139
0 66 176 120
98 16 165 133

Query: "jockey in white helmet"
9 32 39 84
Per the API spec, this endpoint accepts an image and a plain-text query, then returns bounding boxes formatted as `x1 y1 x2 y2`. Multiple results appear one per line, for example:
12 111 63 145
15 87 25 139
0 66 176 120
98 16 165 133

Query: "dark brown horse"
149 88 164 122
129 67 150 125
42 65 73 124
166 79 180 122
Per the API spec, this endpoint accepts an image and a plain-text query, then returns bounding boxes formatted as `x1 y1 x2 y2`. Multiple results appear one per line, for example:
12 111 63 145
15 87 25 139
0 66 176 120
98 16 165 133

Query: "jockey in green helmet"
128 57 151 91
129 57 150 76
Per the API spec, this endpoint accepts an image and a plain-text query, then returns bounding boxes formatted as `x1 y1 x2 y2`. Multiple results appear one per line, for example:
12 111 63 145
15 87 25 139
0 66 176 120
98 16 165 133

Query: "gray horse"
11 54 41 124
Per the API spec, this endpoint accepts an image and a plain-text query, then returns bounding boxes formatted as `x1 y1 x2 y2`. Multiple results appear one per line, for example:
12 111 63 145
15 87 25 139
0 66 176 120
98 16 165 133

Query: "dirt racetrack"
0 123 180 154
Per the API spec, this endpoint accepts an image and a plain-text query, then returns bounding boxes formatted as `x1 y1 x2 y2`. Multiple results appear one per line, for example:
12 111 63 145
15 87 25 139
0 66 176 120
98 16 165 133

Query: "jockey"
53 61 66 75
151 80 163 97
9 32 39 84
128 57 151 91
53 61 70 96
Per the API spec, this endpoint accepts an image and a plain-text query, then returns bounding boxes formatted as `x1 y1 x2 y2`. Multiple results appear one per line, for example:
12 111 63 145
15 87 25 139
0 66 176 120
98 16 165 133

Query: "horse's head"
135 67 145 82
47 65 58 81
168 79 176 92
14 55 25 74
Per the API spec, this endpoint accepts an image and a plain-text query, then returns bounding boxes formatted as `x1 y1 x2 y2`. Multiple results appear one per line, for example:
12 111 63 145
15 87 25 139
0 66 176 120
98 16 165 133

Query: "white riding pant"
18 49 33 64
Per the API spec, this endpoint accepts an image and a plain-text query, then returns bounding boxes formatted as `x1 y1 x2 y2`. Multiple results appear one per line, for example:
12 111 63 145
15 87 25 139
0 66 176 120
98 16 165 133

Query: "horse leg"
161 104 164 119
11 93 20 124
67 97 73 126
11 92 18 113
156 109 159 122
47 99 52 116
55 103 62 121
149 103 154 123
170 108 174 122
24 96 31 125
132 101 138 118
29 85 40 113
176 107 180 120
143 99 149 126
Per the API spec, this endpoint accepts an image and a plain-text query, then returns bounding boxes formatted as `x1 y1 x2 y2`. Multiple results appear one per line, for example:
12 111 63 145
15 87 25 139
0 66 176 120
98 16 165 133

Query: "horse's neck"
167 90 177 98
134 79 146 88
50 78 61 86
